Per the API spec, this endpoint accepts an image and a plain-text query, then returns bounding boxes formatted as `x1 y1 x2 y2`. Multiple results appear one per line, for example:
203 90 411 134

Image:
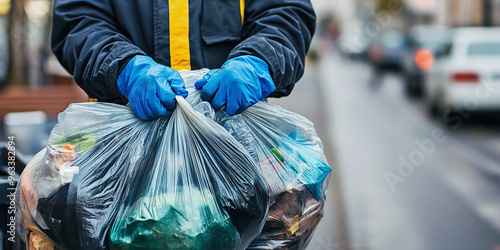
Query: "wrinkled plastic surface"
17 69 331 250
110 187 239 250
189 70 333 249
16 69 269 250
221 103 332 250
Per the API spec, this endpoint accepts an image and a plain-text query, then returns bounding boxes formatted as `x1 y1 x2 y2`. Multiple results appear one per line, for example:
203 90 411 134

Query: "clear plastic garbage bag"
16 70 269 250
183 71 333 249
109 96 269 250
217 103 332 250
17 68 332 250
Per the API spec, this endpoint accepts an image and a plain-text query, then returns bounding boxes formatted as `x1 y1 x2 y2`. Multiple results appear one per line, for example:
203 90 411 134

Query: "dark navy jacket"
51 0 316 102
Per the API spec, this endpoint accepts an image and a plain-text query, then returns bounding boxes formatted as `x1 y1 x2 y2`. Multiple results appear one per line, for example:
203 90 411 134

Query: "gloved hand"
117 55 188 120
194 55 276 115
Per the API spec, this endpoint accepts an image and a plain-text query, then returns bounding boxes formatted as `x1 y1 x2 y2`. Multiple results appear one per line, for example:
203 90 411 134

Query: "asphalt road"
274 51 500 250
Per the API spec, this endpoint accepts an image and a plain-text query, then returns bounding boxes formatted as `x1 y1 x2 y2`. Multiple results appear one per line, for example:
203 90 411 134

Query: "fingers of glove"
195 69 218 89
227 93 257 115
147 98 170 118
199 72 223 101
171 83 188 98
155 76 177 111
225 90 245 115
143 102 157 120
130 100 151 121
211 87 227 111
142 84 159 120
225 99 239 115
167 70 189 98
235 97 256 114
148 89 170 117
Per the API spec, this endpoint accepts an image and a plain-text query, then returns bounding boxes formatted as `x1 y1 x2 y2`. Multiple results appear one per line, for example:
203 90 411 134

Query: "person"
51 0 316 120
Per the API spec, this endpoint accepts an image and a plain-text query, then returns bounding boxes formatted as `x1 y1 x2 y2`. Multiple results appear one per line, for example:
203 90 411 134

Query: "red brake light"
415 49 434 70
451 72 479 83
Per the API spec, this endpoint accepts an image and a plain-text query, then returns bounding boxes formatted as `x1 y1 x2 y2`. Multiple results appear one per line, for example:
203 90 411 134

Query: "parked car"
367 29 407 70
425 27 500 119
402 25 450 97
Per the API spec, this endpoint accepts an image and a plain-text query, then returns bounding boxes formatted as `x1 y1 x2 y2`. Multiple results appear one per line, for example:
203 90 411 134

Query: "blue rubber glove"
194 55 276 115
117 55 188 120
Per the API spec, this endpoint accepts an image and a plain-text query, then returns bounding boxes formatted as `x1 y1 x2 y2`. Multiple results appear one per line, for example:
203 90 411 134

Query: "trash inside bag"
17 103 160 249
110 96 269 250
17 70 269 250
185 72 332 249
109 187 239 250
215 102 332 250
17 69 332 250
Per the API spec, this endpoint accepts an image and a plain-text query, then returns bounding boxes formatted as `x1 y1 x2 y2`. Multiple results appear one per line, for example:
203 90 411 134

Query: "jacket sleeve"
51 0 146 100
227 0 316 97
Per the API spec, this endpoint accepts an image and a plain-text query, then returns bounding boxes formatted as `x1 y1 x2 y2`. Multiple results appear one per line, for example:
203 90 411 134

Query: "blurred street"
280 50 500 250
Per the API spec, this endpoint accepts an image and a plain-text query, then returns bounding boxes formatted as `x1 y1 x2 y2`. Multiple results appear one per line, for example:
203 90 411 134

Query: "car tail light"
415 49 434 70
451 72 479 83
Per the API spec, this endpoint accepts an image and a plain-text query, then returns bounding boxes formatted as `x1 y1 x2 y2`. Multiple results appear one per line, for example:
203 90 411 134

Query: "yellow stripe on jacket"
169 0 191 70
240 0 245 25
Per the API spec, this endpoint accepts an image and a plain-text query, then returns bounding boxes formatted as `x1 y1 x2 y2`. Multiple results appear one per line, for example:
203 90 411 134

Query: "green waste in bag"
109 187 240 250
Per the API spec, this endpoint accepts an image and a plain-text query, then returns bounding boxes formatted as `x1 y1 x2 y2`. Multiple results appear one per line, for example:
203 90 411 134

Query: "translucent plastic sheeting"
16 70 269 249
17 69 332 250
217 103 332 250
185 70 333 249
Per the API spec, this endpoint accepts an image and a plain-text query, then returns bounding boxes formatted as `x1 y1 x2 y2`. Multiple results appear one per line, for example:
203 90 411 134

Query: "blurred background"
1 0 500 249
